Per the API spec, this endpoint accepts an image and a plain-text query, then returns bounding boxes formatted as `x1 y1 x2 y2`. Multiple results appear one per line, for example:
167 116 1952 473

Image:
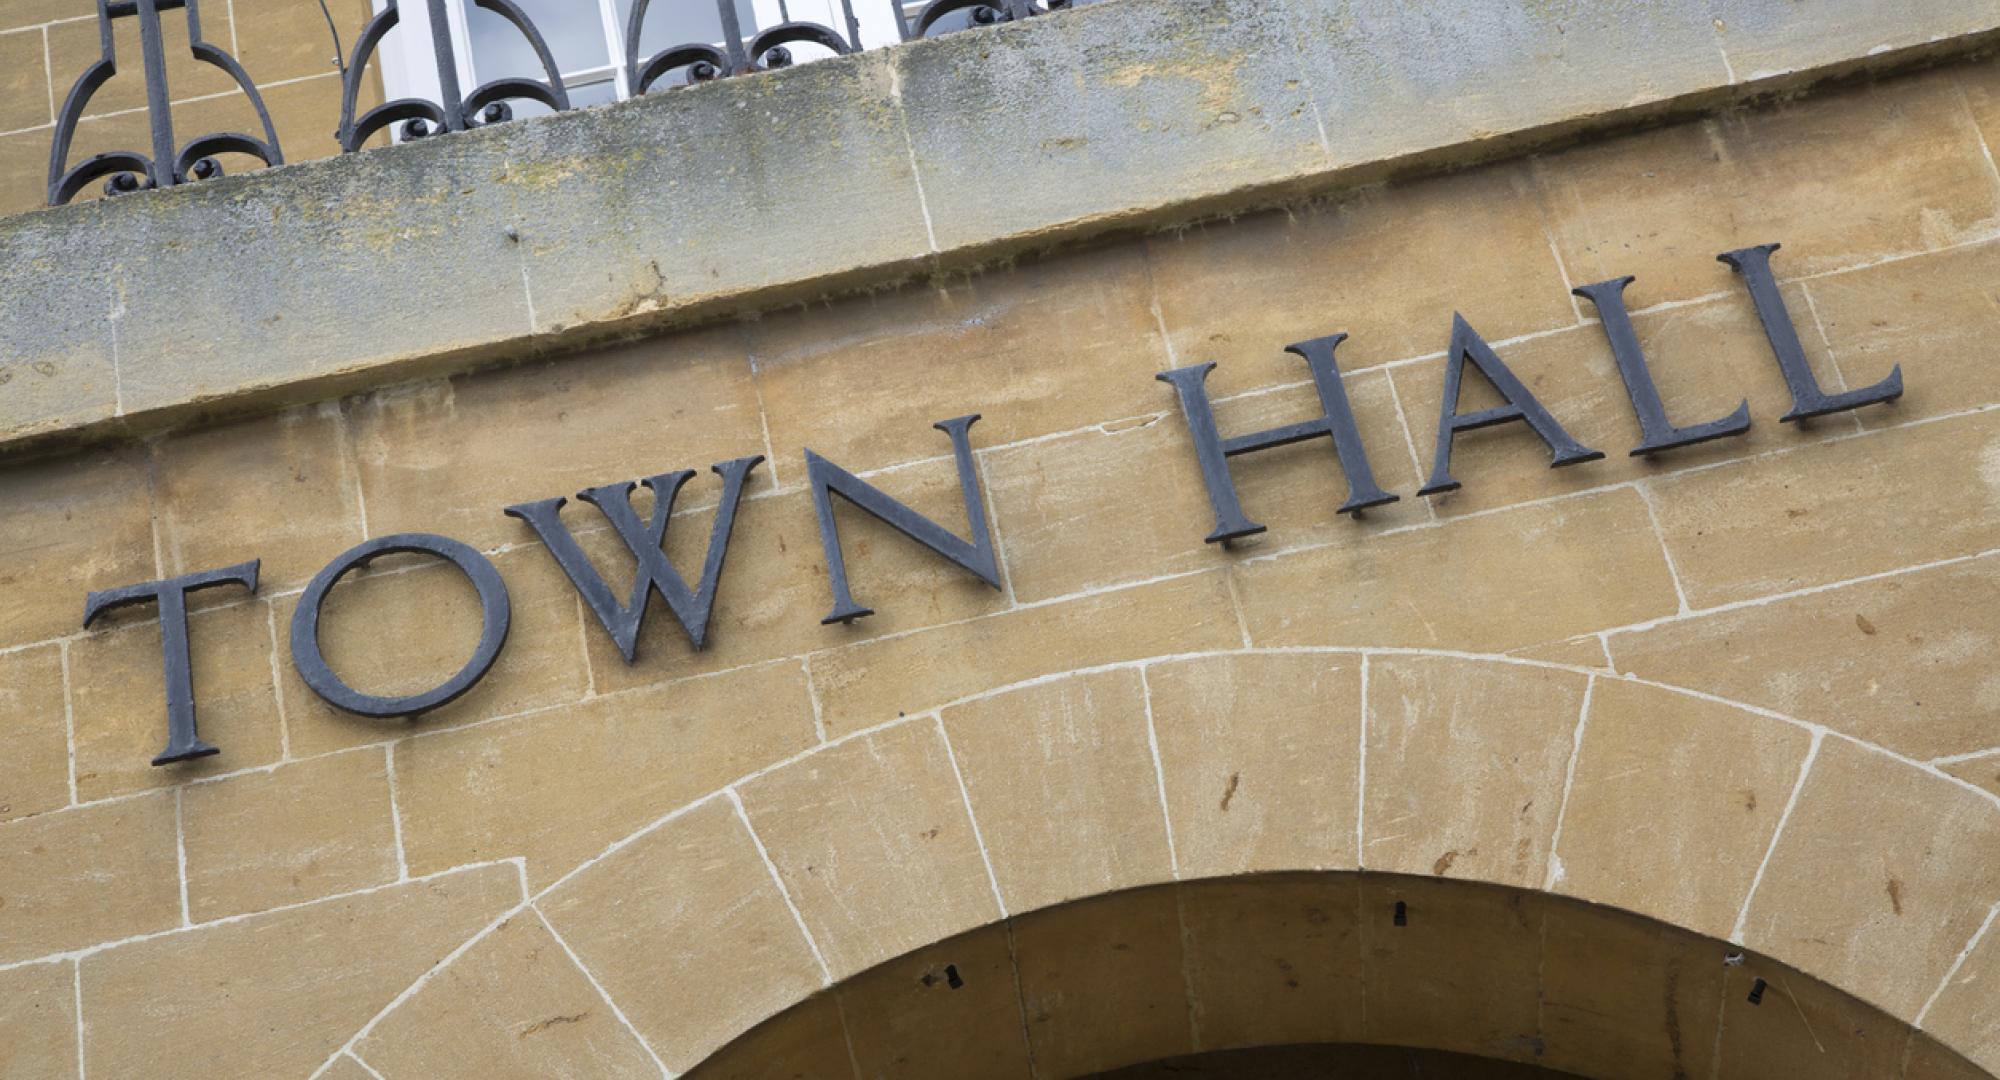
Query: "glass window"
372 0 912 119
617 0 758 60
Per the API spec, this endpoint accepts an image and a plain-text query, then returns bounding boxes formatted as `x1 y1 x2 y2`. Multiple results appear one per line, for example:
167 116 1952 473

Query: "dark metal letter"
1574 276 1752 455
290 535 510 719
1419 314 1605 496
1719 242 1903 421
504 455 764 660
1156 334 1399 544
806 415 1001 625
83 560 260 766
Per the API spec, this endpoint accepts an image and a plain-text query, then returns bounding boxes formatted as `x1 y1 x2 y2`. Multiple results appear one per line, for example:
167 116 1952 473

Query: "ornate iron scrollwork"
339 0 570 152
897 0 1079 41
625 0 862 95
48 0 283 206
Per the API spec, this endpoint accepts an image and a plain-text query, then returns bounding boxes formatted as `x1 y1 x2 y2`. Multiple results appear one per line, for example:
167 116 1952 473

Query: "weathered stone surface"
1538 904 1724 1080
1361 657 1587 888
0 961 77 1080
0 32 49 133
835 924 1031 1079
231 0 375 85
181 748 400 921
1921 917 2000 1077
896 0 1323 255
538 797 826 1073
101 149 528 420
514 47 933 338
1234 489 1680 652
1179 876 1364 1051
79 863 521 1080
0 792 179 964
69 597 280 800
1644 409 2000 610
1712 0 2000 79
6 1 2000 460
0 206 116 442
812 571 1240 737
0 645 69 822
752 244 1167 483
153 402 364 592
1550 678 1811 939
0 446 154 651
1738 739 2000 1017
1146 163 1575 395
277 544 589 757
1609 556 2000 761
319 1055 381 1080
942 669 1174 913
1508 636 1609 670
356 911 662 1079
1292 0 1729 176
1145 653 1361 877
1357 877 1543 1064
349 330 767 552
1536 69 2000 307
1903 1035 1994 1080
1941 751 2000 802
395 660 816 890
1804 239 2000 429
1709 961 1913 1079
739 721 999 980
985 370 1425 604
1010 887 1193 1077
683 993 853 1080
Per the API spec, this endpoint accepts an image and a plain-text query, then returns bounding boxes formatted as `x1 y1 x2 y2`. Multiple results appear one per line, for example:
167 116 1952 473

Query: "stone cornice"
2 0 1996 456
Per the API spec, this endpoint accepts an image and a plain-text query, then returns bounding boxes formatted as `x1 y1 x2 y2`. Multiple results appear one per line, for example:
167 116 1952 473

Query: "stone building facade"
2 0 2000 1077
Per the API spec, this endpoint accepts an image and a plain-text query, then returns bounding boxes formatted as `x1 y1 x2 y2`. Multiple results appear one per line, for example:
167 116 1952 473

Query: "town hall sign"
78 243 1906 768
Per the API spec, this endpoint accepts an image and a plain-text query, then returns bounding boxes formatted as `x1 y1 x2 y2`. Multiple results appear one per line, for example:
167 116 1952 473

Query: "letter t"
83 560 260 766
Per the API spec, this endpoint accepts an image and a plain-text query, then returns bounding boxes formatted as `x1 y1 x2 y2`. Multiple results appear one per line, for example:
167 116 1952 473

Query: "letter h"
1156 334 1397 544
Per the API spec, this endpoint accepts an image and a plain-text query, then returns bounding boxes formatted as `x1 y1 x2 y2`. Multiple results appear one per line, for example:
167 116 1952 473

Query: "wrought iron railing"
46 0 1089 207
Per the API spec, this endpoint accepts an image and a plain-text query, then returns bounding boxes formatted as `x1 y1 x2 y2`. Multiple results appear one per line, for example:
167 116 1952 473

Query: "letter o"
290 534 512 718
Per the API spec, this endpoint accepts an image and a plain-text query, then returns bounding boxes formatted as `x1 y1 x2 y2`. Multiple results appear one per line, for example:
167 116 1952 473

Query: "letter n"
806 415 1002 624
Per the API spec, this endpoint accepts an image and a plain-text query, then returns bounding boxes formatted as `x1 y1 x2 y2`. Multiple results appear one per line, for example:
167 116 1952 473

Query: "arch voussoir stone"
318 648 2000 1079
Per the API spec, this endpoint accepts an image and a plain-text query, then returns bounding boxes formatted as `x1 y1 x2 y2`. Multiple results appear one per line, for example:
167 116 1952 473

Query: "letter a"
1419 314 1604 496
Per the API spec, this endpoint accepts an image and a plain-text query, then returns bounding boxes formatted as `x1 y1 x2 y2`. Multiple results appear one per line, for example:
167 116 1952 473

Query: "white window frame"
370 0 909 115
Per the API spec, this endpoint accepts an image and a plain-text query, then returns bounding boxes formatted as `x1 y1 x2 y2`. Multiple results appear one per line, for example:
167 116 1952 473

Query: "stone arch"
686 874 1985 1079
320 650 2000 1078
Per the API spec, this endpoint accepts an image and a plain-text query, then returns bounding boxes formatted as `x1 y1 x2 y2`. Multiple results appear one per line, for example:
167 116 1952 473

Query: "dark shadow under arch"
1097 1043 1583 1077
688 873 1989 1080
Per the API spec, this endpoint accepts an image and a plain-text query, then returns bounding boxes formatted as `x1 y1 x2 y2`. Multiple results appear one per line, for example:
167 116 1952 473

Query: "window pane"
507 75 620 119
617 0 759 59
469 1 611 81
567 78 622 108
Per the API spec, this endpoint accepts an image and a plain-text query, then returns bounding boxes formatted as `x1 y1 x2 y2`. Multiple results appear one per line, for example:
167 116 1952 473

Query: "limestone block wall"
2 3 2000 1079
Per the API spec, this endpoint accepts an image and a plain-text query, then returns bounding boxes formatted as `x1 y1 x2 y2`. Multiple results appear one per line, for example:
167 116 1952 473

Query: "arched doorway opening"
687 873 1984 1079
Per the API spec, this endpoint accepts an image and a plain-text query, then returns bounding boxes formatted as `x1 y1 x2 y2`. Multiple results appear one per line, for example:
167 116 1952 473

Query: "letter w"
506 455 764 660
